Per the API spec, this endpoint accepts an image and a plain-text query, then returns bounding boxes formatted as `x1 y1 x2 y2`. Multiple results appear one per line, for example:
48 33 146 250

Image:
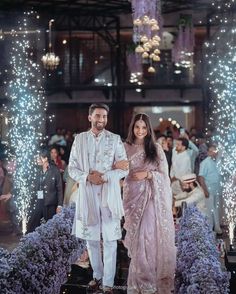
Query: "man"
166 135 174 150
68 103 128 294
198 144 222 234
174 173 207 216
49 128 66 146
179 131 199 172
157 135 172 174
170 137 192 195
27 148 63 233
195 134 208 174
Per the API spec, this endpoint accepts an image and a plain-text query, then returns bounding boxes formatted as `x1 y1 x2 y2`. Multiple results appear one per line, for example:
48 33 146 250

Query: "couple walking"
68 103 176 294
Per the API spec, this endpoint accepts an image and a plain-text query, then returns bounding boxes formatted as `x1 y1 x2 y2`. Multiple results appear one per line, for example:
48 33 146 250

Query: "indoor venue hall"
0 1 235 293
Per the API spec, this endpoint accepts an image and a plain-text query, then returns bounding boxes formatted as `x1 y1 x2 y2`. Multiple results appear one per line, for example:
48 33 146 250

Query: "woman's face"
133 119 148 141
50 148 58 160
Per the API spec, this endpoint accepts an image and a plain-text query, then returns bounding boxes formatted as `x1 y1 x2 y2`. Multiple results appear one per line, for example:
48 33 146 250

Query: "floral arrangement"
175 205 230 294
0 206 85 294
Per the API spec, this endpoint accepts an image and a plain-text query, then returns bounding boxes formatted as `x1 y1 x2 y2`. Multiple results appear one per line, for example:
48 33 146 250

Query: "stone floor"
60 241 129 294
0 220 21 252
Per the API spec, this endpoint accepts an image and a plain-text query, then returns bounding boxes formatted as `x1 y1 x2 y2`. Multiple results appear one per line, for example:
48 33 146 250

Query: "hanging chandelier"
41 19 60 70
130 0 162 74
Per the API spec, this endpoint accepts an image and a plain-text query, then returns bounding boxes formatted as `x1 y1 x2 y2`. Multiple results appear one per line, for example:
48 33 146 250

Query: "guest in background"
48 128 65 146
27 148 63 233
59 145 70 165
0 160 22 235
198 144 222 234
157 135 172 174
174 173 207 216
170 137 192 195
195 134 208 174
50 146 66 173
166 135 174 150
179 130 199 172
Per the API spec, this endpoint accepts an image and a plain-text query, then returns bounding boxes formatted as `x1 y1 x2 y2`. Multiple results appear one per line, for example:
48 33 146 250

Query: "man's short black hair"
177 138 189 150
89 103 110 115
206 143 217 151
38 147 50 160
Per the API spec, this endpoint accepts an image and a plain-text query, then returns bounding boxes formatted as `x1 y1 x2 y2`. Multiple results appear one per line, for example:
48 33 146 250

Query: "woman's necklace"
133 141 144 146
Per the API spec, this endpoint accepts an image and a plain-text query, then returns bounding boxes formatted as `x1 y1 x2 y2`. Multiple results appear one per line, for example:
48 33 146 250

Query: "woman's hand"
131 171 148 181
0 193 12 201
113 160 129 171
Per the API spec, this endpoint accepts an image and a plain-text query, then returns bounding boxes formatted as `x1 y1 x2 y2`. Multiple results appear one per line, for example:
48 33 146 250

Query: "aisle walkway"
61 241 129 294
1 223 235 293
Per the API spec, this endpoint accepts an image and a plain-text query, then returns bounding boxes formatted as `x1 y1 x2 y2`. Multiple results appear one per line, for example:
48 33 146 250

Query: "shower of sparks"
206 3 236 242
5 12 47 233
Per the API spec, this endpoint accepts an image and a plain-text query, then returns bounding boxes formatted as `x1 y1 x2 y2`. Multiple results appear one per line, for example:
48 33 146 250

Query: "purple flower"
0 206 85 293
175 205 230 294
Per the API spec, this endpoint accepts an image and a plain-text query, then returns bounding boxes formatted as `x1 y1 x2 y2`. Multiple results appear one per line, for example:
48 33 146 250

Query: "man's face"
208 147 218 159
50 148 58 161
181 182 191 192
167 137 173 148
88 108 108 132
37 156 48 166
175 140 184 153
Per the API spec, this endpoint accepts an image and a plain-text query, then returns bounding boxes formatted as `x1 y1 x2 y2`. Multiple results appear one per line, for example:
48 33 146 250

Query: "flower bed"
175 205 230 294
0 206 85 294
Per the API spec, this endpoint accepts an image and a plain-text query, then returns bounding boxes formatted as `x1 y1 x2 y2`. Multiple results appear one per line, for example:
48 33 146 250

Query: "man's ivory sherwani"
68 129 128 241
68 129 128 288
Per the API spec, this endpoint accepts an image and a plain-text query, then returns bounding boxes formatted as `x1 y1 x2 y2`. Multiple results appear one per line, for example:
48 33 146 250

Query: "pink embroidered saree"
123 143 176 294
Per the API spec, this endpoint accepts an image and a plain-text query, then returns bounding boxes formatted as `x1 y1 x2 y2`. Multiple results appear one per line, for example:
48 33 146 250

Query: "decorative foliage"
0 206 85 294
175 205 230 293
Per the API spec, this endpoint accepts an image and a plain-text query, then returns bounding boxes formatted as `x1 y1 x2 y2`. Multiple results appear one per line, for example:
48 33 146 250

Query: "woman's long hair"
126 113 158 163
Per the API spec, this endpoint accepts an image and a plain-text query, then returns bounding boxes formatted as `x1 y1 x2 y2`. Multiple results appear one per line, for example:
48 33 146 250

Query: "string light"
206 1 236 245
5 11 47 234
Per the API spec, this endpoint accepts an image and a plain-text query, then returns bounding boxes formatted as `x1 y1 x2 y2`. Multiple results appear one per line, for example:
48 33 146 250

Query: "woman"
117 113 176 294
50 146 66 173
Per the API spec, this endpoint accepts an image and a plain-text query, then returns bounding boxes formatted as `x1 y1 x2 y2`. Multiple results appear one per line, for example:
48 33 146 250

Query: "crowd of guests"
0 104 223 294
156 128 222 234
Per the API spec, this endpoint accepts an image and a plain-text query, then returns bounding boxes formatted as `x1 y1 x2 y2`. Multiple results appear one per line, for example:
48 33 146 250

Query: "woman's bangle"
146 171 152 180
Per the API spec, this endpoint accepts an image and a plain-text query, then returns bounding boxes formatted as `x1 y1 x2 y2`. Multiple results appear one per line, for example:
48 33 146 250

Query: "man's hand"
87 170 105 185
198 176 209 198
131 171 148 181
113 160 129 171
171 177 178 183
179 132 189 140
0 193 12 202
